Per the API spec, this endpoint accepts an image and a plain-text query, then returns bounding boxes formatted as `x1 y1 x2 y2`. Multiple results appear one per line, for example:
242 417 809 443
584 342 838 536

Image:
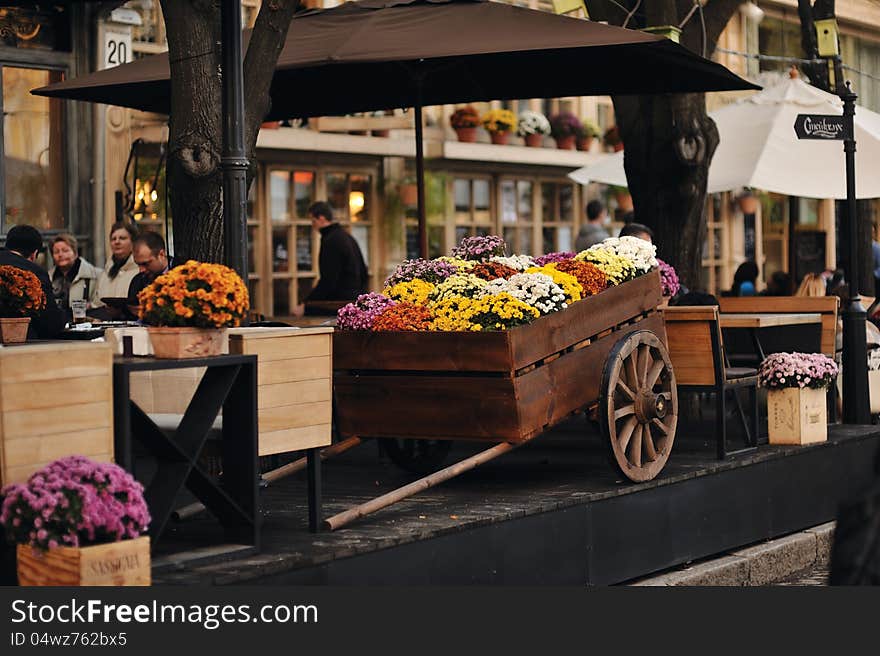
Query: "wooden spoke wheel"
381 438 453 475
599 330 678 482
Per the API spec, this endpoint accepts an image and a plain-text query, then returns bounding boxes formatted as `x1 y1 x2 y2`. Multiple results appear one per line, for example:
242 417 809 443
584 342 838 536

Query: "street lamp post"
220 0 249 285
840 81 870 424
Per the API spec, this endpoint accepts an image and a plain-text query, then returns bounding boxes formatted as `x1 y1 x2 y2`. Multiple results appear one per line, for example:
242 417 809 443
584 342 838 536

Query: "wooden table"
113 354 260 550
719 312 823 360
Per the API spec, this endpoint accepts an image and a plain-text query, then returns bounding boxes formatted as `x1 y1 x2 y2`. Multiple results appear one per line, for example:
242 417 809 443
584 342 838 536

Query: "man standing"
127 232 172 316
293 201 368 317
0 224 64 339
574 200 610 252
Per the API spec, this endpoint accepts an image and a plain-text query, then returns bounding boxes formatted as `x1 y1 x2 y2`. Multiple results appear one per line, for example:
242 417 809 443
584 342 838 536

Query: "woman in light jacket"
91 222 139 318
48 233 101 322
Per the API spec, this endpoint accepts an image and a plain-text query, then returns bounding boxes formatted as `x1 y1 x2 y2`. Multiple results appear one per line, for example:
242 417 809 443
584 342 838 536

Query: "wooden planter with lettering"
767 386 827 445
17 537 151 586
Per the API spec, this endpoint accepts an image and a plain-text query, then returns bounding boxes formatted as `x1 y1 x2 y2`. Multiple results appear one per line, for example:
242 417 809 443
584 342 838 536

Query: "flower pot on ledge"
0 316 29 344
555 135 576 150
454 127 479 143
489 131 510 145
577 136 594 152
524 133 544 148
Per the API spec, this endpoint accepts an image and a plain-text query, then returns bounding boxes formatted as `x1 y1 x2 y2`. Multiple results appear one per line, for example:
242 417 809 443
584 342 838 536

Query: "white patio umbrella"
569 75 880 199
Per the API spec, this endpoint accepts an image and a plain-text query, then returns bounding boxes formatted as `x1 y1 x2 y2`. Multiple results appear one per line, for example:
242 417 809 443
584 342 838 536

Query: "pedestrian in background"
722 261 759 297
293 201 368 317
574 200 610 251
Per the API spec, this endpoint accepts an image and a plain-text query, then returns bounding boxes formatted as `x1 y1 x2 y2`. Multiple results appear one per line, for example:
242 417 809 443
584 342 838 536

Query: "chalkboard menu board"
794 230 826 282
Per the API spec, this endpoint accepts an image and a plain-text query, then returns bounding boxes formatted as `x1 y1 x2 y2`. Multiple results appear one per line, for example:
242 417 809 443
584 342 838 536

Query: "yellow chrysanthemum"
382 279 435 306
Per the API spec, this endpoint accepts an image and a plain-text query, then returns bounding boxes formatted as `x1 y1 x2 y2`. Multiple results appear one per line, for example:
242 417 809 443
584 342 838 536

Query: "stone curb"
627 522 835 586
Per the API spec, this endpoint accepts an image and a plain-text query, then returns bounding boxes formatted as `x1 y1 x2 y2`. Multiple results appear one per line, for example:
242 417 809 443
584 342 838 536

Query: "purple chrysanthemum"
383 258 458 288
336 292 397 330
533 252 576 267
657 258 680 297
451 235 507 261
0 456 150 551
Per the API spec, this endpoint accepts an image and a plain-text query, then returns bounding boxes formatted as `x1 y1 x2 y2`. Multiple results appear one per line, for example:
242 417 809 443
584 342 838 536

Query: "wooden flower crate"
334 269 672 451
767 386 828 445
17 537 150 586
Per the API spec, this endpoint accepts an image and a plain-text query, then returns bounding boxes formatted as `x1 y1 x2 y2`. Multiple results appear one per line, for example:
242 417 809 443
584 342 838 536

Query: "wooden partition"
0 342 114 486
228 327 333 456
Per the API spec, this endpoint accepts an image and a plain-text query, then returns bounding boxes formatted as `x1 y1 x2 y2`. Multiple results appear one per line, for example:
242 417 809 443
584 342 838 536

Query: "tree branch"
243 0 301 156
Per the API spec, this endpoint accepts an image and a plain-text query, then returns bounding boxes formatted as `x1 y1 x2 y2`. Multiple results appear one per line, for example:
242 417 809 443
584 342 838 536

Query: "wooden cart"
326 269 677 529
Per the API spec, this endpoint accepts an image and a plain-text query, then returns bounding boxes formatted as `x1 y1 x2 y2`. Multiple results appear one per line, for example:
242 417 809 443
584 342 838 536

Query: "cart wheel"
599 330 678 483
381 439 453 475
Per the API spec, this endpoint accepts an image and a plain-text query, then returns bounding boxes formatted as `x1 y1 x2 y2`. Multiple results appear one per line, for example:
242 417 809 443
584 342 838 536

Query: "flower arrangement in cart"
338 233 669 332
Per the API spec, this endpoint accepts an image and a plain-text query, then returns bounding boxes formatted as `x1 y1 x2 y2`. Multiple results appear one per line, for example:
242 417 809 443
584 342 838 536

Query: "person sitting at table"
126 231 173 318
0 224 64 339
618 222 654 243
762 271 794 296
722 261 759 297
90 221 140 320
796 272 826 298
48 233 101 323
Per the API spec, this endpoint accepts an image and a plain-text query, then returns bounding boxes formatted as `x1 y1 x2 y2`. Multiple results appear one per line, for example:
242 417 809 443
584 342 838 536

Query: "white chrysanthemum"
588 236 657 273
490 254 536 272
481 272 567 314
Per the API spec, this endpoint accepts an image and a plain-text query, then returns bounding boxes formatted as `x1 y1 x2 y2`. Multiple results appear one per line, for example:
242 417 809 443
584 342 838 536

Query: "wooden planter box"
228 327 333 455
334 271 665 442
17 537 150 586
0 343 114 487
767 386 828 445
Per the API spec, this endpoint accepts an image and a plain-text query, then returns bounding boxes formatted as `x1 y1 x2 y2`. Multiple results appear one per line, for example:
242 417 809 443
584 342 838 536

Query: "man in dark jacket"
126 231 172 318
0 224 64 339
293 201 368 317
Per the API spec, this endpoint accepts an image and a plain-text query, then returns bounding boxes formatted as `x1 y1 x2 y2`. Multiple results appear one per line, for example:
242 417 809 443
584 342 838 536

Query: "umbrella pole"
415 90 428 259
221 0 249 283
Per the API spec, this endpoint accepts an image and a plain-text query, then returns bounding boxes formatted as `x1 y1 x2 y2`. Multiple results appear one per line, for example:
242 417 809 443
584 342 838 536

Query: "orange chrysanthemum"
553 260 607 296
0 265 46 317
470 261 518 281
371 302 434 331
138 260 249 328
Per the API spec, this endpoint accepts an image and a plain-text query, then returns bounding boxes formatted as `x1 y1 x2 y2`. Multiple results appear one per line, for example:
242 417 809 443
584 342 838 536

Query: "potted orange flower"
0 265 46 344
138 261 249 358
450 105 482 142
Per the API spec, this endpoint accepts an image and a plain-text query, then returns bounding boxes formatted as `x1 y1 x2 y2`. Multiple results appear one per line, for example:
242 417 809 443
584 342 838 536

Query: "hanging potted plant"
578 118 600 152
549 111 581 150
481 108 517 145
398 176 419 206
603 125 624 152
0 265 46 344
759 352 838 445
138 261 249 358
2 455 151 586
450 105 482 143
517 110 551 147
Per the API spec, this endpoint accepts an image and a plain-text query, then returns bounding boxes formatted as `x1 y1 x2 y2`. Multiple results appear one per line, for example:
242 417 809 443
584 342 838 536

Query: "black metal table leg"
113 367 133 472
307 448 323 532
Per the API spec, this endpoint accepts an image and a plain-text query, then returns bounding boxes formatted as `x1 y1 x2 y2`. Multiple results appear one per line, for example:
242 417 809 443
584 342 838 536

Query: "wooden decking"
151 417 880 585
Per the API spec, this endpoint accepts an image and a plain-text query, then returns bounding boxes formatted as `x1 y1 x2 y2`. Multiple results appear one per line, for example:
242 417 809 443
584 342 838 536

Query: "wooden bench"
718 296 839 358
664 306 759 459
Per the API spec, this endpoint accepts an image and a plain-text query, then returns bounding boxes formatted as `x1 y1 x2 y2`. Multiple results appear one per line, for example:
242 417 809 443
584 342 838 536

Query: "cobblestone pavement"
771 562 830 586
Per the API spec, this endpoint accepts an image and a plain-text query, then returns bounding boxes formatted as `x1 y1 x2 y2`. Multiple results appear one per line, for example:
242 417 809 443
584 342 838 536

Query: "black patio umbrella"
34 0 758 258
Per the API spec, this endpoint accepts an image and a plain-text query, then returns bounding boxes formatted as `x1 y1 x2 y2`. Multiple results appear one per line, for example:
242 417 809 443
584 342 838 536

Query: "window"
450 176 493 248
500 178 535 254
540 181 576 253
2 66 66 232
254 167 375 317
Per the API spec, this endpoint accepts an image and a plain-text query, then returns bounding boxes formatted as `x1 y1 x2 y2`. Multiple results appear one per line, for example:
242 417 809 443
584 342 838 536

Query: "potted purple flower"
657 258 680 299
1 455 151 586
549 112 581 150
758 352 838 445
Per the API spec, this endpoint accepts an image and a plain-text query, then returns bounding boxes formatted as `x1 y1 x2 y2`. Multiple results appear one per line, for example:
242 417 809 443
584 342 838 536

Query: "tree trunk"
160 0 299 263
584 0 742 292
613 93 719 289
